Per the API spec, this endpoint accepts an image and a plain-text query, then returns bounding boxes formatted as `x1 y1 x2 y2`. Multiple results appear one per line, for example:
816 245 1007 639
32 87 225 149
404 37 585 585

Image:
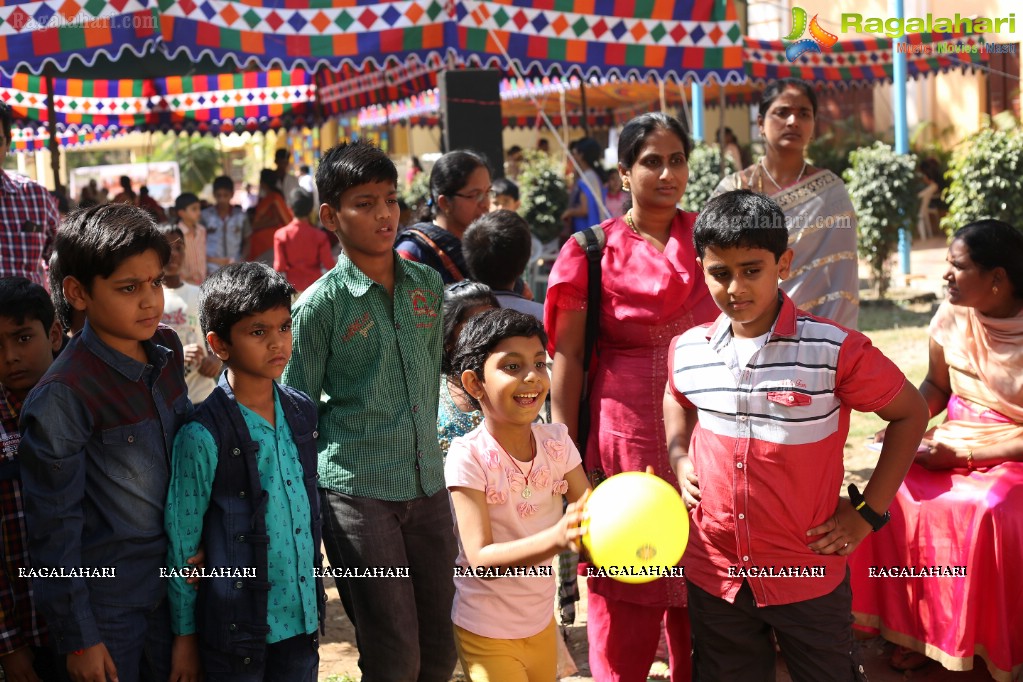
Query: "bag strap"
571 226 606 401
405 229 464 282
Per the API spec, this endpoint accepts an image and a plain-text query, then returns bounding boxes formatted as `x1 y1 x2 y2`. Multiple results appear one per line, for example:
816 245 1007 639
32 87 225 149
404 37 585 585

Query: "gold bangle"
966 449 975 471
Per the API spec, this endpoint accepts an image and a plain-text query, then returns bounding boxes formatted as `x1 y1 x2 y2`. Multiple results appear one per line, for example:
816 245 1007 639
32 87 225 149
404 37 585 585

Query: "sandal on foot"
647 660 670 680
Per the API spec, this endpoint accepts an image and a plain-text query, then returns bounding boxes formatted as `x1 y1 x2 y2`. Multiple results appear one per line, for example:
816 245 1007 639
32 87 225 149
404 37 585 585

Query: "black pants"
687 571 868 682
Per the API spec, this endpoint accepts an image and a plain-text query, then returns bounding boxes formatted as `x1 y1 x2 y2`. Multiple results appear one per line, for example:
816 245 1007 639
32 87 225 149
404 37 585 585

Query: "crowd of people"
0 79 1021 682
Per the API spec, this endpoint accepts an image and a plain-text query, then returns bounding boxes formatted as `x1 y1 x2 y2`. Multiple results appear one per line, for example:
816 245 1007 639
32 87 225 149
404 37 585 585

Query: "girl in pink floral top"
445 309 590 679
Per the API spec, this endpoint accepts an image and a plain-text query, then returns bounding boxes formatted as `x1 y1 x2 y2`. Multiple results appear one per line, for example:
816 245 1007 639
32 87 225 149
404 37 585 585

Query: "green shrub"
806 115 878 178
400 169 431 223
517 151 569 244
679 144 736 213
843 142 922 297
942 125 1023 235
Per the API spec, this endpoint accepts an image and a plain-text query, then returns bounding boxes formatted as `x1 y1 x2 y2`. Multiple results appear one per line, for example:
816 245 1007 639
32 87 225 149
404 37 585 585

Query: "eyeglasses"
451 188 494 205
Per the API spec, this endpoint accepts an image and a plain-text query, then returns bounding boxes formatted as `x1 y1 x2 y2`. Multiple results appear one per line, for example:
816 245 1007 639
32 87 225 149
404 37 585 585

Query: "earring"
993 286 999 295
622 178 630 192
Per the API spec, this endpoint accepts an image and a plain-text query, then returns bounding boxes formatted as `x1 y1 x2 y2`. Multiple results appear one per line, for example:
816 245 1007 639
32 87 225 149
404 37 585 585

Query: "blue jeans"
320 488 458 682
200 633 318 681
87 599 172 682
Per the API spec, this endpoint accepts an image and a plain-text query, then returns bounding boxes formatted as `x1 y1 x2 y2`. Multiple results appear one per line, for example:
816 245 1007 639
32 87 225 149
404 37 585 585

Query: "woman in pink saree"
850 220 1023 681
545 113 719 681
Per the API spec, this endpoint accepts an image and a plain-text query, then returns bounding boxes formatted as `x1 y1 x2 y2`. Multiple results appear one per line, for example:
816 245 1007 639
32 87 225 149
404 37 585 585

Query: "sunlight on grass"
845 302 945 484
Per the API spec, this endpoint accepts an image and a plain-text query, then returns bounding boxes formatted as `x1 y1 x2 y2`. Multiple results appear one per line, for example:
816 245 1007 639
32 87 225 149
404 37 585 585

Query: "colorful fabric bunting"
744 32 988 87
9 126 128 152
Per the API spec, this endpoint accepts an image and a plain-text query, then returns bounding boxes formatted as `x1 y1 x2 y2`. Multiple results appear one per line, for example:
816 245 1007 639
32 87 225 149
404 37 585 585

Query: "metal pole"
893 0 911 275
719 83 727 178
579 79 591 138
691 81 705 143
44 68 62 196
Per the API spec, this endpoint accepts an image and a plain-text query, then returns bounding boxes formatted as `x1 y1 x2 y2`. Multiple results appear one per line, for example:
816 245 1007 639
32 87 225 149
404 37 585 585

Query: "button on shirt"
282 252 444 501
668 292 905 607
166 392 318 642
0 171 59 285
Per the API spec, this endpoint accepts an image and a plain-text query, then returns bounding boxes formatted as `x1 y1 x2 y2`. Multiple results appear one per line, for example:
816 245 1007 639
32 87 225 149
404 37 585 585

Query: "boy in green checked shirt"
282 140 457 681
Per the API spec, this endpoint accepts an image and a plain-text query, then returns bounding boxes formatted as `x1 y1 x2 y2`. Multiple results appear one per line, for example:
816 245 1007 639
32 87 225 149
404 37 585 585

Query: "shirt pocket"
99 419 159 480
766 391 813 407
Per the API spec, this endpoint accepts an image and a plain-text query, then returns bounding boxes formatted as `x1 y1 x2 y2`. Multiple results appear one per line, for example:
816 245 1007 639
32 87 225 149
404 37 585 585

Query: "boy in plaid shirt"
0 277 64 681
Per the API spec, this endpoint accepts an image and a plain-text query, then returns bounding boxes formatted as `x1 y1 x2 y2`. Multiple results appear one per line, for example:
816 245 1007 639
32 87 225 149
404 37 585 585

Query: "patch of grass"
323 675 358 682
844 301 945 483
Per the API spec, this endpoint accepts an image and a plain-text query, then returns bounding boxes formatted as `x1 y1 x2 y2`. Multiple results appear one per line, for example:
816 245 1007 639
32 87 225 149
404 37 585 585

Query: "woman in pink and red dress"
851 219 1023 681
545 112 719 682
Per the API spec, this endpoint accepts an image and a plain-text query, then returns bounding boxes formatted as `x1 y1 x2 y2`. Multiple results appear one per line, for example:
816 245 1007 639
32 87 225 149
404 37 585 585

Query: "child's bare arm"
169 634 201 682
664 382 700 509
807 381 928 555
564 465 591 504
450 487 590 570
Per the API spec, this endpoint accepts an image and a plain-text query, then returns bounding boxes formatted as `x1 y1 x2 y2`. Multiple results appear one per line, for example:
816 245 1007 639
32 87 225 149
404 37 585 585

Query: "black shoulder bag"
571 226 607 487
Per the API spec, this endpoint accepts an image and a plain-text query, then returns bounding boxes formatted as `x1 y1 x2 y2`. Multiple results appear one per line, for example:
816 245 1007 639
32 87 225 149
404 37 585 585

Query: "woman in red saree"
851 220 1023 681
545 113 719 682
248 168 293 264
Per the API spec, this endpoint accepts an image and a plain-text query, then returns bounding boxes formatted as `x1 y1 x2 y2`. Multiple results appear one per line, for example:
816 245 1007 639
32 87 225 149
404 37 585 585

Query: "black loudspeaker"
439 69 505 178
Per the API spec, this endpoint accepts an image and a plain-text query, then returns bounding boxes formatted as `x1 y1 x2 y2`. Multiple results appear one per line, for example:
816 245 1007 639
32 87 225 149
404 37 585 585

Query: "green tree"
679 143 736 213
942 121 1023 236
517 150 569 244
843 142 922 298
146 133 221 195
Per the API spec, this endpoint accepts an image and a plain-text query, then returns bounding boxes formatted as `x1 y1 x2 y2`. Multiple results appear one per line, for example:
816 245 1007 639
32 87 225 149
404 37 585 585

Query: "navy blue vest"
189 375 326 658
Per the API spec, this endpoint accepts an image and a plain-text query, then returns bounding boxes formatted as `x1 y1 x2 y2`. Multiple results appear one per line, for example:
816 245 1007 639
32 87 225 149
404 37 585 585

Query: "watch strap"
847 483 890 532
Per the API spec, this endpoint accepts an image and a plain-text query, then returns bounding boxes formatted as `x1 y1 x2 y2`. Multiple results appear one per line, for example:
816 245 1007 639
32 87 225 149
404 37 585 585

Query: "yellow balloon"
582 472 689 584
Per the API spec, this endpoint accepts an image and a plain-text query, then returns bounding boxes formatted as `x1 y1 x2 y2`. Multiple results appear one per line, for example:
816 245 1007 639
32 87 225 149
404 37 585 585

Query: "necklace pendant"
521 486 532 499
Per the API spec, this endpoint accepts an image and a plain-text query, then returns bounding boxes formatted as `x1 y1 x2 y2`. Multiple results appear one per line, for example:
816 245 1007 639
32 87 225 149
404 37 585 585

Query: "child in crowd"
490 177 521 212
438 281 498 457
446 308 589 679
604 173 626 218
166 262 325 680
203 175 251 276
175 192 207 286
158 224 221 403
0 278 64 682
664 190 929 681
282 139 458 681
18 204 192 682
462 210 544 322
273 188 335 293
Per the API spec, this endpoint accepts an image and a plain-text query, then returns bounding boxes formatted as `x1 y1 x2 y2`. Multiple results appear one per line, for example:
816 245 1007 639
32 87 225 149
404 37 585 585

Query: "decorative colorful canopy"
354 74 742 129
318 54 443 115
1 0 745 86
0 2 160 76
744 32 988 87
0 69 316 135
9 126 129 153
151 70 316 133
456 0 744 83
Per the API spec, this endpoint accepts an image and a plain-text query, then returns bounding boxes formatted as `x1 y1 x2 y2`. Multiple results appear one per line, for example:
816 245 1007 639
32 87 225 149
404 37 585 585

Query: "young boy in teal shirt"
166 262 325 680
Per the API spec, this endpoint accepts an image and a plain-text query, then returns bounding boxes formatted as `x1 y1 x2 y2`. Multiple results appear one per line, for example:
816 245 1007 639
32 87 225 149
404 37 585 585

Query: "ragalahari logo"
784 7 839 62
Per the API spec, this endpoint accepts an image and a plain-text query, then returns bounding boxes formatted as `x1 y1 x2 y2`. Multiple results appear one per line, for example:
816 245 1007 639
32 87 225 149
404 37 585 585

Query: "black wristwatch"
847 484 890 532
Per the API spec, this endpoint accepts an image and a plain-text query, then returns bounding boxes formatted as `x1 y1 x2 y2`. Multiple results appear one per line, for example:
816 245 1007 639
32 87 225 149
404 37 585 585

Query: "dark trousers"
687 571 868 682
200 633 318 681
320 488 458 682
83 599 172 682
